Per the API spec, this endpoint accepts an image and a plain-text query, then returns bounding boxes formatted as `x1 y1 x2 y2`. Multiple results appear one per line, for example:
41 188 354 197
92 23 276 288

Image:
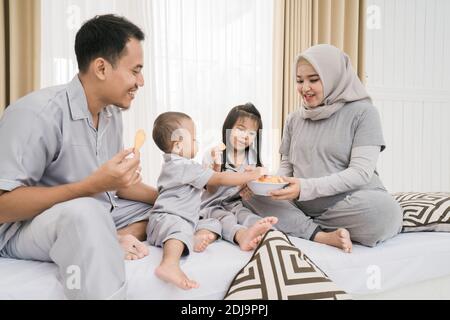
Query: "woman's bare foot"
234 217 278 251
193 229 217 252
155 263 199 290
313 228 353 253
118 234 149 260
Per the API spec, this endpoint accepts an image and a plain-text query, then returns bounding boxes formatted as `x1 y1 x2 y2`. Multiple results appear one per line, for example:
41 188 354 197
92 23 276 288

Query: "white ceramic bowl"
247 179 289 196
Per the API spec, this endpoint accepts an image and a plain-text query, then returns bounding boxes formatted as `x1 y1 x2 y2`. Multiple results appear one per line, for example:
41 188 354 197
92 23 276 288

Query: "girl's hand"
239 185 254 200
210 146 222 165
211 143 226 165
269 177 301 200
239 166 257 200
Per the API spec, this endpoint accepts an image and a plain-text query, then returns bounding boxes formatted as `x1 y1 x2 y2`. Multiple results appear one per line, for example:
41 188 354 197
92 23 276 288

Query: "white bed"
1 232 450 300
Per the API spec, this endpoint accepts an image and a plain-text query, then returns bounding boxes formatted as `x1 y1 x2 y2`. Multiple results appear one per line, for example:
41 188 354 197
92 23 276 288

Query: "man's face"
104 38 144 109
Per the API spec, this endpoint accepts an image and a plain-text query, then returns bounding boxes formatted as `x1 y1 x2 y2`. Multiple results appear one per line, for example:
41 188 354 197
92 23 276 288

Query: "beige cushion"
393 192 450 232
224 230 351 300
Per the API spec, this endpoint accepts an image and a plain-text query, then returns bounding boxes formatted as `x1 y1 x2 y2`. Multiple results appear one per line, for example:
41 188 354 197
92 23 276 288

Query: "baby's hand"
244 165 256 172
254 167 268 178
243 166 267 178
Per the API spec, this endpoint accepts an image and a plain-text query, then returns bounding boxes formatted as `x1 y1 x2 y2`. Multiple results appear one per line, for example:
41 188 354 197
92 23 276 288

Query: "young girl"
195 103 278 252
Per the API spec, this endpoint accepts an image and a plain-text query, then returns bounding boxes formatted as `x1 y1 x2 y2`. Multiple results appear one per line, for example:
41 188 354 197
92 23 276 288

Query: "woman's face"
296 60 324 108
229 117 258 152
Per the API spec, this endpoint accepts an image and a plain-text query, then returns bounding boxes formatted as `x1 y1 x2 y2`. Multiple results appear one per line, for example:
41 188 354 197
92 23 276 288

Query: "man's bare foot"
117 220 148 241
235 217 278 251
314 228 353 253
118 234 149 260
155 263 199 290
194 229 217 252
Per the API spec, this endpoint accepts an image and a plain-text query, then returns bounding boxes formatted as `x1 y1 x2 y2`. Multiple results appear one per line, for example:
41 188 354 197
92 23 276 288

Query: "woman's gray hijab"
296 44 371 121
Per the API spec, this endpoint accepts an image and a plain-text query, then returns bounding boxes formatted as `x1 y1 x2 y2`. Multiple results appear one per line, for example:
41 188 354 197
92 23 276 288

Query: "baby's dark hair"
221 103 263 172
152 112 192 153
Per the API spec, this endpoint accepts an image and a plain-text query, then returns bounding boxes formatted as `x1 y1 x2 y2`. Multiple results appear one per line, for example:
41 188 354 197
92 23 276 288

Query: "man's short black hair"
75 14 145 73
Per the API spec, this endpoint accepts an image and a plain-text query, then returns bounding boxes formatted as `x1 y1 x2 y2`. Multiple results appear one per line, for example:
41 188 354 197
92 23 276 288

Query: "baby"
147 112 270 290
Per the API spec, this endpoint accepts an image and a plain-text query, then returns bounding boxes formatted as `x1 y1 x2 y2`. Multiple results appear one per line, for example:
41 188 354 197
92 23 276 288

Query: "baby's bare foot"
249 235 263 250
314 228 353 253
155 263 199 290
118 234 149 260
193 229 217 252
260 216 279 226
235 218 275 251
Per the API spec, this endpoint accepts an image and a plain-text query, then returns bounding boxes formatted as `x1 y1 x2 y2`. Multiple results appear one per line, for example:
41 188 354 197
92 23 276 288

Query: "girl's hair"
221 103 263 172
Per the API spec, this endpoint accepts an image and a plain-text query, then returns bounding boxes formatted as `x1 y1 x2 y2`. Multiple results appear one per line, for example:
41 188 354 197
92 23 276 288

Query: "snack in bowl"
257 175 285 183
247 175 289 196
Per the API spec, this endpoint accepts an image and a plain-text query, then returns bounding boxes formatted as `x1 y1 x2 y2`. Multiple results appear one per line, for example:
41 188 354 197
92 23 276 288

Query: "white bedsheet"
1 232 450 299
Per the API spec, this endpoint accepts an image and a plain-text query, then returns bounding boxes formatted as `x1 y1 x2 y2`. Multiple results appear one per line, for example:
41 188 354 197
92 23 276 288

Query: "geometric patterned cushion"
223 230 351 300
393 192 450 233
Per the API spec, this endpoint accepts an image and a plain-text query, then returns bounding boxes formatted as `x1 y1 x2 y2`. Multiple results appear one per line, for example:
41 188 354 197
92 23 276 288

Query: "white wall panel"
367 0 450 192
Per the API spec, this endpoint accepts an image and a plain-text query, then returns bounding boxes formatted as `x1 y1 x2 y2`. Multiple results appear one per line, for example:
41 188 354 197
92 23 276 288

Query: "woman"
242 44 403 253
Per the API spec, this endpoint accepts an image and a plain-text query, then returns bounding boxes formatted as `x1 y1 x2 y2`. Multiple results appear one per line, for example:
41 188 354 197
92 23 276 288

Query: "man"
0 14 156 299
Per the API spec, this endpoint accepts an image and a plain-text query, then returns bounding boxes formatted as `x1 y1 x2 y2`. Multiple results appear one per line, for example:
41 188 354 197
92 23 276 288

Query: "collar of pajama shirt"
224 148 257 172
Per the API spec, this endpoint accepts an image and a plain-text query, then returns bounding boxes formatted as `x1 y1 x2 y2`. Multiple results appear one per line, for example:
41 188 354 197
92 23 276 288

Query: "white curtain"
41 0 274 185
